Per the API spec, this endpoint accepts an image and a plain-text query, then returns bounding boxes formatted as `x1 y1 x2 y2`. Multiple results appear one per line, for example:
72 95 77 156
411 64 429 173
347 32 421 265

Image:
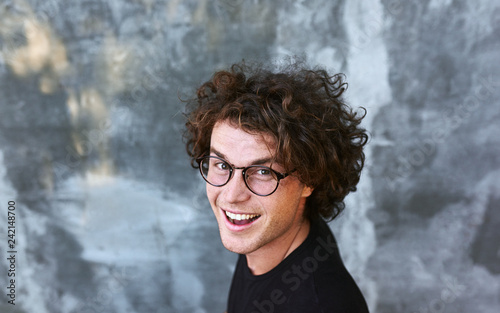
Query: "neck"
245 218 310 276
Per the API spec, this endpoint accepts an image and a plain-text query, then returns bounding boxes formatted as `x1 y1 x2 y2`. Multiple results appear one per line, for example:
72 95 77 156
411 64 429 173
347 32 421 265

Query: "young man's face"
206 120 313 256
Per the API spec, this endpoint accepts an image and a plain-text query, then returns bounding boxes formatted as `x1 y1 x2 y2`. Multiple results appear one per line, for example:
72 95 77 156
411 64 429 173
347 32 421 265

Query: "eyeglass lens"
199 156 279 196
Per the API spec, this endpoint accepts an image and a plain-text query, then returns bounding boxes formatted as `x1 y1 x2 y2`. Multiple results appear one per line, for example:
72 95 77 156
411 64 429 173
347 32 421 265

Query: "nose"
221 169 251 203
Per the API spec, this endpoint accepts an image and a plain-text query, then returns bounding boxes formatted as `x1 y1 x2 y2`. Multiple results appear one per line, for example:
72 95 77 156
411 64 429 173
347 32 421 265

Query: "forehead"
210 120 277 165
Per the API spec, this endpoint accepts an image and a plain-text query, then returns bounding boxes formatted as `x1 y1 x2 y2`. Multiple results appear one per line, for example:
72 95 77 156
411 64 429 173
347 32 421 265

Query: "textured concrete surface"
0 0 499 312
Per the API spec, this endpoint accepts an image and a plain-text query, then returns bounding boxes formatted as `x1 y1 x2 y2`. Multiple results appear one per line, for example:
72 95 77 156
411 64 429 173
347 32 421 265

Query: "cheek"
271 182 307 212
206 185 217 205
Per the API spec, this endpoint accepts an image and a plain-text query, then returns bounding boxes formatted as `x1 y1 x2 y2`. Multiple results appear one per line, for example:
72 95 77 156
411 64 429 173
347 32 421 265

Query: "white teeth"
225 211 259 221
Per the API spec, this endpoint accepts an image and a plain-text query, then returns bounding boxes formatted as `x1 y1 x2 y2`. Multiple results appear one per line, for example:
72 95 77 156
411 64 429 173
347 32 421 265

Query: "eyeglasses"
197 155 294 196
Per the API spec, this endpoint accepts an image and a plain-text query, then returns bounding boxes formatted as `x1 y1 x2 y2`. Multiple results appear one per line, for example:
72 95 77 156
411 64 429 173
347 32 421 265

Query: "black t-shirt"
227 217 369 313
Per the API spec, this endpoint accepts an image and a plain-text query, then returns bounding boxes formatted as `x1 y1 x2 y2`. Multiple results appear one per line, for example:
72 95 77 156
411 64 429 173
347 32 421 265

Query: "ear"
301 185 314 198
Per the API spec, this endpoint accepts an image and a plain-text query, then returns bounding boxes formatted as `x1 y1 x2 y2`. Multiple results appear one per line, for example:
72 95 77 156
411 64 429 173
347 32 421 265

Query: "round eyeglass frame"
197 155 294 196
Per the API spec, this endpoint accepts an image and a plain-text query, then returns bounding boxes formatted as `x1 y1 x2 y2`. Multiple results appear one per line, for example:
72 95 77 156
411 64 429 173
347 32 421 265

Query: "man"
184 61 369 313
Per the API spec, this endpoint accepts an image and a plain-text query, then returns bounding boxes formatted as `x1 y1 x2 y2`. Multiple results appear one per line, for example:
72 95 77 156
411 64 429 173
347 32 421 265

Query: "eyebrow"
210 148 273 166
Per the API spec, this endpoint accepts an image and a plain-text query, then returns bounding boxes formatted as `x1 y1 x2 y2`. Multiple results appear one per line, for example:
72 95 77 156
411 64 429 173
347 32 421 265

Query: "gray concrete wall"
0 0 498 312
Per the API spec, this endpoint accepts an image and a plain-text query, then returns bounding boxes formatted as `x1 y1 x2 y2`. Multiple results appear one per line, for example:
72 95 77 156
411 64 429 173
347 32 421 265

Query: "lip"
220 208 261 232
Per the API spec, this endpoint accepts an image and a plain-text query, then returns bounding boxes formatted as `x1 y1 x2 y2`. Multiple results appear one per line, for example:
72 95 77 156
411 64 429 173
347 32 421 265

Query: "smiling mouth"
224 210 261 225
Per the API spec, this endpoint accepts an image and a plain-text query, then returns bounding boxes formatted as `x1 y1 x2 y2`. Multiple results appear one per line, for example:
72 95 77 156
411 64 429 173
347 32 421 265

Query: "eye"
256 168 271 176
247 166 276 182
214 161 230 171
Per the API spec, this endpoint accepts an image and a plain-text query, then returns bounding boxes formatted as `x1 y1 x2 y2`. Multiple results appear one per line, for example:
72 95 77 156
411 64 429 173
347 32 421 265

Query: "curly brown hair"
184 62 368 221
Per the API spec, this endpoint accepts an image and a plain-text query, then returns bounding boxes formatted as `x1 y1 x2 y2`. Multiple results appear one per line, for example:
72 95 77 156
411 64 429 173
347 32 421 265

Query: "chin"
222 243 246 254
219 232 258 255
